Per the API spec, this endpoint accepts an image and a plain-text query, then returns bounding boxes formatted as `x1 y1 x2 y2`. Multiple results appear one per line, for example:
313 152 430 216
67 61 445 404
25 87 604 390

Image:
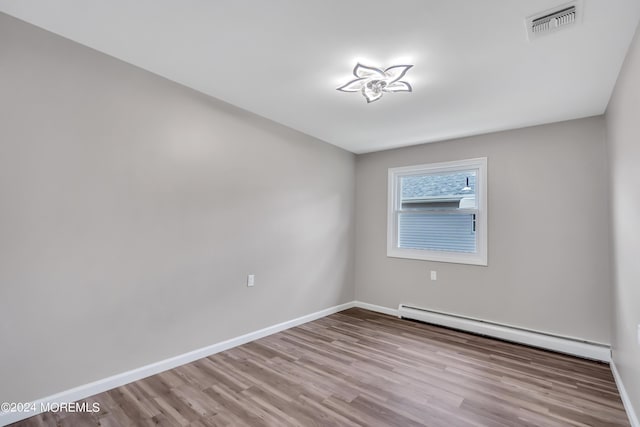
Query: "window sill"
387 248 488 266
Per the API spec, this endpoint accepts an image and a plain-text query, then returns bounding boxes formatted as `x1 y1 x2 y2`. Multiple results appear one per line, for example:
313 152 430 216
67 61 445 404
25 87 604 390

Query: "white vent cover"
526 1 583 40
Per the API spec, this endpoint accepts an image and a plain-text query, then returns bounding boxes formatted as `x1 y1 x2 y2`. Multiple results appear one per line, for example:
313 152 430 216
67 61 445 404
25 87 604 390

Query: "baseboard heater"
397 304 610 362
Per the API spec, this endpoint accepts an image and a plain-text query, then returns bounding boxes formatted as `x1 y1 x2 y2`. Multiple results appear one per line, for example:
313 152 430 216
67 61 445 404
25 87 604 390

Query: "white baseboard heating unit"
397 304 611 362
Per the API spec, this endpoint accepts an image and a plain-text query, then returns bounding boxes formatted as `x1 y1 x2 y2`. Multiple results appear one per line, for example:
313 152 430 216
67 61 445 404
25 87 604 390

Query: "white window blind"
398 213 476 252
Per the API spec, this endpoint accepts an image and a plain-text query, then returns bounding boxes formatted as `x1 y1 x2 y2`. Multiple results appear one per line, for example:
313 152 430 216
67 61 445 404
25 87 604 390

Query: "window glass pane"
398 213 476 253
401 170 476 209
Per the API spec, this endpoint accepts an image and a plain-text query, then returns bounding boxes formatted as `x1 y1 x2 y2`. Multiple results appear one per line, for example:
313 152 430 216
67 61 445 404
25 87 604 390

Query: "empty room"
1 1 639 426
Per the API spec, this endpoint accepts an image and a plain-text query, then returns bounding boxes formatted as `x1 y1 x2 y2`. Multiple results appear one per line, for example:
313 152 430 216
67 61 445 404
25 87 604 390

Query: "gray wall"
606 21 640 418
355 117 611 343
0 13 355 403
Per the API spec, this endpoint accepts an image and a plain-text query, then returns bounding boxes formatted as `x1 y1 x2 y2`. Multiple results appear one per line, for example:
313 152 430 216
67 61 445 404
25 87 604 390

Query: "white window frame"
387 157 488 266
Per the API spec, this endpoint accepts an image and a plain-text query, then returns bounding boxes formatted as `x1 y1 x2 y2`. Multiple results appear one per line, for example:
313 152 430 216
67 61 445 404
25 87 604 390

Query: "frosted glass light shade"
337 63 413 103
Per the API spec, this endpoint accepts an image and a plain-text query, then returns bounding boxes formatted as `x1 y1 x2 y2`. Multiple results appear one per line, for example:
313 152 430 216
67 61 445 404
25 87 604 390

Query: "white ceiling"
1 1 639 153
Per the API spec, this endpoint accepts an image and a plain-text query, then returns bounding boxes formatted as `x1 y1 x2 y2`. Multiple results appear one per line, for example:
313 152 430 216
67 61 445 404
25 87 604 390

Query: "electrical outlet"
637 324 640 346
430 270 437 281
247 274 255 287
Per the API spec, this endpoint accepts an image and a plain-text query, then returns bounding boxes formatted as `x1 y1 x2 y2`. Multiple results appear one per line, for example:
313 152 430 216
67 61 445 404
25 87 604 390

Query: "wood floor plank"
9 308 630 426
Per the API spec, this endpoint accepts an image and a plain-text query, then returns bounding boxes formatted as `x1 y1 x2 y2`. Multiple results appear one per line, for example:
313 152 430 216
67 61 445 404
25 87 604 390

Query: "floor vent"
526 1 582 41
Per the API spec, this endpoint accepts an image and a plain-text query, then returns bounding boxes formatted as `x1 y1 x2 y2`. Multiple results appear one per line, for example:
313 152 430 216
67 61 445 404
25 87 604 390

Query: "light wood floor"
13 308 629 427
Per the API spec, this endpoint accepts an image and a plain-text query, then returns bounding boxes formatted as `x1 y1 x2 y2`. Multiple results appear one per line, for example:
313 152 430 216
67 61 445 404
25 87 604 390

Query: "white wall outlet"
430 270 437 281
247 274 255 287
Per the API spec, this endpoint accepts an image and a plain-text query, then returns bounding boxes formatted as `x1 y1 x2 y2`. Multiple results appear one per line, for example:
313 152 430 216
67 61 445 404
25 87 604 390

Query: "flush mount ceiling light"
337 63 413 103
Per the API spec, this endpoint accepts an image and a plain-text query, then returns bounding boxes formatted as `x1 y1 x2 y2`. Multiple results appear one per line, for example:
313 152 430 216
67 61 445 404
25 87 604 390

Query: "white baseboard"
611 359 640 427
351 301 611 362
0 300 619 426
353 301 399 317
0 301 355 426
396 304 611 362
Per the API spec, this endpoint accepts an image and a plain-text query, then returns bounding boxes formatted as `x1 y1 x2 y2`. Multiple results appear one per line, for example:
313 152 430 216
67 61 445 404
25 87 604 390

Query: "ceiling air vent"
526 1 582 41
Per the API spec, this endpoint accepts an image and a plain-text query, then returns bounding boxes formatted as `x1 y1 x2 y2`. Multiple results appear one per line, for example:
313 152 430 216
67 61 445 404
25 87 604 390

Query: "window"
387 157 487 265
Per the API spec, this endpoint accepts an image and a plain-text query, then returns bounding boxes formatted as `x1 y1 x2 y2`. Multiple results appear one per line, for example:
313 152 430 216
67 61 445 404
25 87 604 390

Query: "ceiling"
1 1 639 154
